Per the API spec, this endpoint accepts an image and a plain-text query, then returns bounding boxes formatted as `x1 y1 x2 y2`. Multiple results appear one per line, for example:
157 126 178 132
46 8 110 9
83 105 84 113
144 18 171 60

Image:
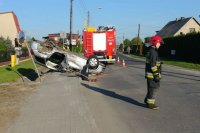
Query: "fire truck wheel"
87 55 99 69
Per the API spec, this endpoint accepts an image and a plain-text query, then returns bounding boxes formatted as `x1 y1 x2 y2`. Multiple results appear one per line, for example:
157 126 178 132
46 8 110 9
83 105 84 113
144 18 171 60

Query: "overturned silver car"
30 41 106 78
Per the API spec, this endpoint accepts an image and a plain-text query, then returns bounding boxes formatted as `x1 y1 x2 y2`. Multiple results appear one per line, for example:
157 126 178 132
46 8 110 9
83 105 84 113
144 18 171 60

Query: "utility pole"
84 19 87 28
69 0 73 51
122 33 124 52
136 24 140 53
87 11 90 27
137 24 140 45
137 24 143 55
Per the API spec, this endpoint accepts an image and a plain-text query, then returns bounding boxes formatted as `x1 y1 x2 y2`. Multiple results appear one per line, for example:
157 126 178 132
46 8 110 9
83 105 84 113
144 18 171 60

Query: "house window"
189 28 195 33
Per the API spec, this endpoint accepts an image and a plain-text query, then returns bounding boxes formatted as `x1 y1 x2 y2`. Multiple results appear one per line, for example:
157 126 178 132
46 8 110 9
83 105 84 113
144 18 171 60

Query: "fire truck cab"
83 26 116 64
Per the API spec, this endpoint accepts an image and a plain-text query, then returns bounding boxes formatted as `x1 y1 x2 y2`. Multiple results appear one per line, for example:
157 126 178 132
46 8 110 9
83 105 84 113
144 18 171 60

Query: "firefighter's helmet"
150 35 163 46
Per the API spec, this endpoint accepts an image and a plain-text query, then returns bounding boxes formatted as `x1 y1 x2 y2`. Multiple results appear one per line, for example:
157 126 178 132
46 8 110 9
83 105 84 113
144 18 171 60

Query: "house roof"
0 11 21 32
157 17 199 37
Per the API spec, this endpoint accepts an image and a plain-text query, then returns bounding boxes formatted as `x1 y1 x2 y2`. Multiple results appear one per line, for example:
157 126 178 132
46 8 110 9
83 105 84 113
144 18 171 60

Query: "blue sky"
0 0 200 44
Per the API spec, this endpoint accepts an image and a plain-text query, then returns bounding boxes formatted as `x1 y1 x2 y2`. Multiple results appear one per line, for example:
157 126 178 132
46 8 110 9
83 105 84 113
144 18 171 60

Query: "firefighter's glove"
153 76 160 82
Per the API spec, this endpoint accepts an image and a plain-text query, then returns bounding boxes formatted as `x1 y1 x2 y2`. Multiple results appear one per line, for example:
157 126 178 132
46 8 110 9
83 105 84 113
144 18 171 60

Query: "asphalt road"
6 53 200 133
89 53 200 133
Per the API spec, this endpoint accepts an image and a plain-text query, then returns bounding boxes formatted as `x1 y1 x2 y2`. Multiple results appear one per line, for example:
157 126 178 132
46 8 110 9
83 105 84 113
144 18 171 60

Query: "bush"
0 37 14 62
21 47 29 57
0 37 13 51
159 32 200 63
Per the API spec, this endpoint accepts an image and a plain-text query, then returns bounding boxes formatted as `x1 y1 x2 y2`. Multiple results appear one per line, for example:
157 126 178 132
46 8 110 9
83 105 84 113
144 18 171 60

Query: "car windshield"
48 52 65 64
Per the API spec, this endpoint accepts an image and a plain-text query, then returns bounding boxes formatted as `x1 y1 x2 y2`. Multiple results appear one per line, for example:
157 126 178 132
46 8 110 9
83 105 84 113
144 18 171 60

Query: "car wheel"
87 55 99 69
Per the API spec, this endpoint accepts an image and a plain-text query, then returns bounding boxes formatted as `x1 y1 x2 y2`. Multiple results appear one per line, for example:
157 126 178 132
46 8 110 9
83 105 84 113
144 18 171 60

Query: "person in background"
14 38 21 47
144 35 163 110
127 46 131 54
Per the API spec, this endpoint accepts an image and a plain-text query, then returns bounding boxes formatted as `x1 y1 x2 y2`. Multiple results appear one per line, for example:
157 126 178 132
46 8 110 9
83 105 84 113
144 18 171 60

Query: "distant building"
43 33 81 45
157 17 200 37
0 12 21 45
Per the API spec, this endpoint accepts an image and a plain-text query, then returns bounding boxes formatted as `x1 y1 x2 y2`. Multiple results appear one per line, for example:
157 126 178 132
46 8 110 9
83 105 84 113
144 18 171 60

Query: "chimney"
176 18 180 21
176 17 185 21
180 17 185 20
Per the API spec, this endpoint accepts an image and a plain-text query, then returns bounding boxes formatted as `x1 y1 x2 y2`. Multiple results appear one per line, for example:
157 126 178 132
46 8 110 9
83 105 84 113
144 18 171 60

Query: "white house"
0 12 21 45
157 17 200 37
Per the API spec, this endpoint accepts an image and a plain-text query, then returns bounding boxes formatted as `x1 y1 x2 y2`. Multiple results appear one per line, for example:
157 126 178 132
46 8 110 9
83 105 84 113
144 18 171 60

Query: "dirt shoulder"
0 83 37 133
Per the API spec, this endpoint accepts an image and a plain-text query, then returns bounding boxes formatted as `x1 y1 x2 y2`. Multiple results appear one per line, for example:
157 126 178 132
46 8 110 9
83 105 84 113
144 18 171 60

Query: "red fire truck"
83 26 116 64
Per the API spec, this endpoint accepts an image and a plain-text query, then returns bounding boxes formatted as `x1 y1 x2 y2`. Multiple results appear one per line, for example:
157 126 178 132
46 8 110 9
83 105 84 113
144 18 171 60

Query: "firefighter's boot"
147 99 159 110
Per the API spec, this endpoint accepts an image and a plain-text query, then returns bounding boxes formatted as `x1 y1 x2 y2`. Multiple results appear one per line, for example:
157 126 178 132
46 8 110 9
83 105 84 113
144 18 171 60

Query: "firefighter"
144 35 163 110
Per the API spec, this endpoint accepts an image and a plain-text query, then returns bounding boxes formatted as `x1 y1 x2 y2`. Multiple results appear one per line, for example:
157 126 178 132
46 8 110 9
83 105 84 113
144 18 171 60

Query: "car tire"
87 55 99 69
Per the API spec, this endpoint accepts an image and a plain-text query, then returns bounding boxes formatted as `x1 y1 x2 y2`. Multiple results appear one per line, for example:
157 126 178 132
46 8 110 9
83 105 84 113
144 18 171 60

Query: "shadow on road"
81 83 147 108
17 68 38 81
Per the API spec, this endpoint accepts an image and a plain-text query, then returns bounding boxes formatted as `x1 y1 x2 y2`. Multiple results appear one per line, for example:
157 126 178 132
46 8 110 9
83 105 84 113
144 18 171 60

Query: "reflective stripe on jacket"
145 46 162 79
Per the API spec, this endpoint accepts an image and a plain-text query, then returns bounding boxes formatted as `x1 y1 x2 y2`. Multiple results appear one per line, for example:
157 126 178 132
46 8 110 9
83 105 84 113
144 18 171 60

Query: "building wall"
0 12 20 45
175 18 200 36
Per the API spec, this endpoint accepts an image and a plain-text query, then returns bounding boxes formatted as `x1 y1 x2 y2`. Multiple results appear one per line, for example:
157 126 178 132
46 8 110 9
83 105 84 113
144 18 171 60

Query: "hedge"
0 47 29 62
159 33 200 63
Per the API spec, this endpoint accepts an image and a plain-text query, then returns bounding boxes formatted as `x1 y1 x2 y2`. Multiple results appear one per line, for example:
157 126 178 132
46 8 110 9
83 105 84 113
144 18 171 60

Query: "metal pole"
69 0 73 51
122 33 124 52
136 24 140 53
137 24 140 44
63 37 64 49
25 40 41 82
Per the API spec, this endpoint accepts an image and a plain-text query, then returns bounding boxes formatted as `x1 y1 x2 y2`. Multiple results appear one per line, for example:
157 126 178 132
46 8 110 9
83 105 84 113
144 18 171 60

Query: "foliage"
123 39 131 49
21 47 29 57
19 38 25 44
0 37 14 62
72 40 83 53
159 32 200 63
119 43 123 51
0 37 13 51
0 60 36 83
131 37 143 45
144 37 151 43
162 58 200 71
130 37 143 54
31 37 36 41
126 53 200 71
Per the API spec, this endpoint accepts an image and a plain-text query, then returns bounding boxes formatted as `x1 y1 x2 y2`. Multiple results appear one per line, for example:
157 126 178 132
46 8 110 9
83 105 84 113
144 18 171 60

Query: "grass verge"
0 60 37 83
123 53 200 71
162 59 200 71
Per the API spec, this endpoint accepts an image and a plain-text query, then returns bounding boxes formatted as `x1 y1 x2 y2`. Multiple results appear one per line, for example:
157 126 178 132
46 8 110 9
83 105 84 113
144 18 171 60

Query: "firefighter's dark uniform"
145 46 162 109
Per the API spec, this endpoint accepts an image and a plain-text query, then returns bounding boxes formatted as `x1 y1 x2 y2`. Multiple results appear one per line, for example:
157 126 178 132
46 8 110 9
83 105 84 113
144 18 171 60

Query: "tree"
123 39 131 49
0 37 13 51
0 37 14 62
144 37 151 43
119 43 123 52
131 37 142 45
131 37 143 54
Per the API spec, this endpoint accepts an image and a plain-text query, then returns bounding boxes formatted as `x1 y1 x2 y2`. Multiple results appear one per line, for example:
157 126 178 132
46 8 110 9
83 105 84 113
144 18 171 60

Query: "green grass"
0 60 37 83
162 59 200 71
122 52 200 71
126 54 146 60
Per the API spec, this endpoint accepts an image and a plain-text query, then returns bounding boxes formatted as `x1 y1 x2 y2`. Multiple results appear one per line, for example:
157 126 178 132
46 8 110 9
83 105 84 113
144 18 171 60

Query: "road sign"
60 32 66 38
